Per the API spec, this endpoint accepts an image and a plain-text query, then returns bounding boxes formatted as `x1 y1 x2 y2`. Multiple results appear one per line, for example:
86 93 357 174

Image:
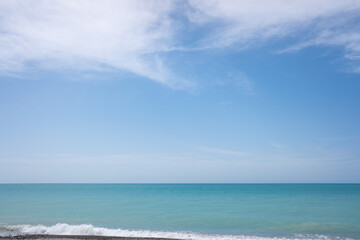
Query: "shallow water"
0 184 359 239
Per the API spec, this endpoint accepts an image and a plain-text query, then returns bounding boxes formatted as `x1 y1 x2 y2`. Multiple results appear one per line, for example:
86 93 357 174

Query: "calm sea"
0 184 359 240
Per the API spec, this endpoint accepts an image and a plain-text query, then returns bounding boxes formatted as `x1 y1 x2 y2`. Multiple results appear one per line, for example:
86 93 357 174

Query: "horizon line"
1 182 359 184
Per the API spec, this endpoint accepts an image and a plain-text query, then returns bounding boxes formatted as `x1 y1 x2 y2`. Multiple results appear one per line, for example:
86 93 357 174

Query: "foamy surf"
0 223 346 240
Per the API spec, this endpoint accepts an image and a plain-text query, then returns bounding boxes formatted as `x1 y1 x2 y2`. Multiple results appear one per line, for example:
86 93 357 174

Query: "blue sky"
0 0 360 183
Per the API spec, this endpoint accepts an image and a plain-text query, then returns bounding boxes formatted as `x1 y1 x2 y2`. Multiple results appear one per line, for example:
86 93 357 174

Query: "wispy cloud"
0 0 193 89
216 71 254 94
277 29 360 72
188 0 360 46
188 0 360 72
1 0 360 88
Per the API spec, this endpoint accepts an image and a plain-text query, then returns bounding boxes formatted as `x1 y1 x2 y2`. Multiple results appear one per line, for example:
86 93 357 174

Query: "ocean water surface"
0 184 359 240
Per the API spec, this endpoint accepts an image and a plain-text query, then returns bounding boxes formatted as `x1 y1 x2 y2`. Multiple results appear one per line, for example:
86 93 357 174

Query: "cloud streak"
0 0 192 88
188 0 360 46
1 0 360 87
188 0 360 71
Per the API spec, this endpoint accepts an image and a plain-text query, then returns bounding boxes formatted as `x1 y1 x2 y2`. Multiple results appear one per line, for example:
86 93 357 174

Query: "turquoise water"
0 184 359 239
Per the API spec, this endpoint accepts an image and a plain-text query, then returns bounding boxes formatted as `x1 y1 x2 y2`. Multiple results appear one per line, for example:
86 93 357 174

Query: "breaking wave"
0 223 347 240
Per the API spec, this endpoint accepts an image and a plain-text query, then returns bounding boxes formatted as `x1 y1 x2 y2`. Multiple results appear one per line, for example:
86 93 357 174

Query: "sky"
0 0 360 183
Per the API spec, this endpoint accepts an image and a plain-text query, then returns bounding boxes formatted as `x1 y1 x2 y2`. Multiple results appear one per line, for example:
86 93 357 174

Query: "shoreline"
0 235 180 240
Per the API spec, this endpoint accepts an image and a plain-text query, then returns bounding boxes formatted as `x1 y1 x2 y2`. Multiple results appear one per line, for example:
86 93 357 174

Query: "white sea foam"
2 223 344 240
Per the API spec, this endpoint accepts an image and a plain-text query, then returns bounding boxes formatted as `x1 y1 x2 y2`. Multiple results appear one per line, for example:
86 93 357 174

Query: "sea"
0 184 359 240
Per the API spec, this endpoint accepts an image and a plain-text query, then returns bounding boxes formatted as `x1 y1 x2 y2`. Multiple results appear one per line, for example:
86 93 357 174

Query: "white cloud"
0 0 193 88
277 30 360 72
188 0 360 47
1 0 360 87
188 0 360 71
215 71 254 93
